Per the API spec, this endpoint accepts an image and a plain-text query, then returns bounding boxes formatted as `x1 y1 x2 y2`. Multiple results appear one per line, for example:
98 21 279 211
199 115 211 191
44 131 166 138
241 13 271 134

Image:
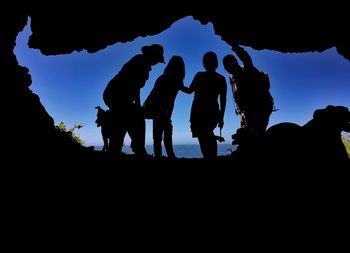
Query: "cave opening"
14 16 350 157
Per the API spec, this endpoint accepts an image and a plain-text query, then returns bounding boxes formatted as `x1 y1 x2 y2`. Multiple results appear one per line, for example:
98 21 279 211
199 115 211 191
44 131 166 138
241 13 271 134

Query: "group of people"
102 43 274 159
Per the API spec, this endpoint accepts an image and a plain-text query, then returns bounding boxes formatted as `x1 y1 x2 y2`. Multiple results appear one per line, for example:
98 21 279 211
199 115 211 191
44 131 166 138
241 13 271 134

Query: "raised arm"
231 44 254 69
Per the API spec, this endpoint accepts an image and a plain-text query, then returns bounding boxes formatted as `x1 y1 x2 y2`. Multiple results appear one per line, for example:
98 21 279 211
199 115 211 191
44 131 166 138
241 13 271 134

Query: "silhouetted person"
103 44 165 156
223 44 274 137
143 56 187 159
186 51 227 159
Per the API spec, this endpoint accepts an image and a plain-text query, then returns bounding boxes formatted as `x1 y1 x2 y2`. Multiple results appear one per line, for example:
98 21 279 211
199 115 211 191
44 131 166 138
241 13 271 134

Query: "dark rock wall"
3 4 349 158
26 4 349 59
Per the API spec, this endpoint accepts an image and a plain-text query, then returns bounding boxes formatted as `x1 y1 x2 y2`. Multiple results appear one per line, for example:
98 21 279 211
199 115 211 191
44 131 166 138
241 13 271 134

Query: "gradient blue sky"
15 17 350 147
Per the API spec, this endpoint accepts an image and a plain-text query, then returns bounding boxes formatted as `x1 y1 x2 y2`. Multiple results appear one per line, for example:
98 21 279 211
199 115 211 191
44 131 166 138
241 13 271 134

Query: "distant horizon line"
88 143 233 147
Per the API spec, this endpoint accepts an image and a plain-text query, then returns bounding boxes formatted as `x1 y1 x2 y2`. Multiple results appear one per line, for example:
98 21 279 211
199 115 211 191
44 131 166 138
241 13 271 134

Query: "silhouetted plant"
56 122 85 146
342 133 350 157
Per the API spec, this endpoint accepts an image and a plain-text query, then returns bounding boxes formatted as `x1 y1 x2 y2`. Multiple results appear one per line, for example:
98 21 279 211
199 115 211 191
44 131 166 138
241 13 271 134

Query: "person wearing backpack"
223 44 275 137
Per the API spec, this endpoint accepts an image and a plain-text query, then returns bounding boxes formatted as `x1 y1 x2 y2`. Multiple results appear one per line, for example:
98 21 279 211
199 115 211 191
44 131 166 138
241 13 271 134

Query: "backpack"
259 71 278 112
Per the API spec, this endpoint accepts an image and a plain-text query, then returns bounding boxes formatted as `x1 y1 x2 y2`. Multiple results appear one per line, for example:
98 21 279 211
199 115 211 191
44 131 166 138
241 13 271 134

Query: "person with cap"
103 44 165 157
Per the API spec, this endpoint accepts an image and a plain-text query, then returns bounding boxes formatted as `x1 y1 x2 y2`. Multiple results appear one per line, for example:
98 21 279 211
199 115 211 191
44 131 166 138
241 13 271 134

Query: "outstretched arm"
231 44 254 69
181 73 200 94
180 85 193 94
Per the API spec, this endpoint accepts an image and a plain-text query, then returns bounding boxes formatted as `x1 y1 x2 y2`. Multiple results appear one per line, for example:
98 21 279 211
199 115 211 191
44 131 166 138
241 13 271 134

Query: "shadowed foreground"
3 7 350 244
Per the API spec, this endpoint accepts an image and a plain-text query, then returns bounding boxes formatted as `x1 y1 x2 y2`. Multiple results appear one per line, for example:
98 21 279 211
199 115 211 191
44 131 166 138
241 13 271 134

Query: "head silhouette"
203 51 218 71
163 55 185 81
223 54 240 75
141 44 165 66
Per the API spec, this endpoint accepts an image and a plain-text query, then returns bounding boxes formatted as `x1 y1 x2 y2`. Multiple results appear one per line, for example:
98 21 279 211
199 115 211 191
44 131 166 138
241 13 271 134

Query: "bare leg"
129 107 147 157
153 119 163 158
164 120 176 158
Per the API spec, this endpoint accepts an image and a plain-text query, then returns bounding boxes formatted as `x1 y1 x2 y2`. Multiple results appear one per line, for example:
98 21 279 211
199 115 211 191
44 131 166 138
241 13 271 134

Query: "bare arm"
180 85 193 94
181 73 200 94
219 79 227 129
231 44 254 69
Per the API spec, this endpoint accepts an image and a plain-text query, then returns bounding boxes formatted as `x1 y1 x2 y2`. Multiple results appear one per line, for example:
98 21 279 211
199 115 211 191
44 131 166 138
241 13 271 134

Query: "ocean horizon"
93 144 236 158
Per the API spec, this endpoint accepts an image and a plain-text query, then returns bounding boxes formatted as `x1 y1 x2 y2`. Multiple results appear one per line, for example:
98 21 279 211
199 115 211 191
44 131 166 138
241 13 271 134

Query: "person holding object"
185 51 227 159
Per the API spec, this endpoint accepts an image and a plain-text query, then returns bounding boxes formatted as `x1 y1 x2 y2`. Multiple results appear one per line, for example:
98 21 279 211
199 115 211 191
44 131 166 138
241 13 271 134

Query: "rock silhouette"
261 105 350 166
3 8 349 165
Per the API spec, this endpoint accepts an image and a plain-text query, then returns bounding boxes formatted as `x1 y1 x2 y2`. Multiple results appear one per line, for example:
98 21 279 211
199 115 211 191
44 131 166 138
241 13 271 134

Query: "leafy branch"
342 133 350 157
56 122 85 146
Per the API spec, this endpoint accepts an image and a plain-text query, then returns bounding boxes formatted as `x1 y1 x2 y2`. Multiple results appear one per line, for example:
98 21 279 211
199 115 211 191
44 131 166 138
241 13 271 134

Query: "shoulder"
213 72 227 84
196 71 206 77
127 54 141 63
216 72 226 80
127 54 147 67
244 65 259 74
192 71 205 81
131 54 144 61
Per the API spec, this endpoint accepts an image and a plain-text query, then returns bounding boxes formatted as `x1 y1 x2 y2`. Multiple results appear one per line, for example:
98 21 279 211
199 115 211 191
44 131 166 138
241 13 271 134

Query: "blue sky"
15 16 350 147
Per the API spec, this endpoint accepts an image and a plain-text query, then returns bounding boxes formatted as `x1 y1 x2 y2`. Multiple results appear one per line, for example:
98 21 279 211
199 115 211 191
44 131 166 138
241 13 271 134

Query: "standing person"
186 51 227 159
143 56 187 159
103 44 165 157
223 44 275 137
